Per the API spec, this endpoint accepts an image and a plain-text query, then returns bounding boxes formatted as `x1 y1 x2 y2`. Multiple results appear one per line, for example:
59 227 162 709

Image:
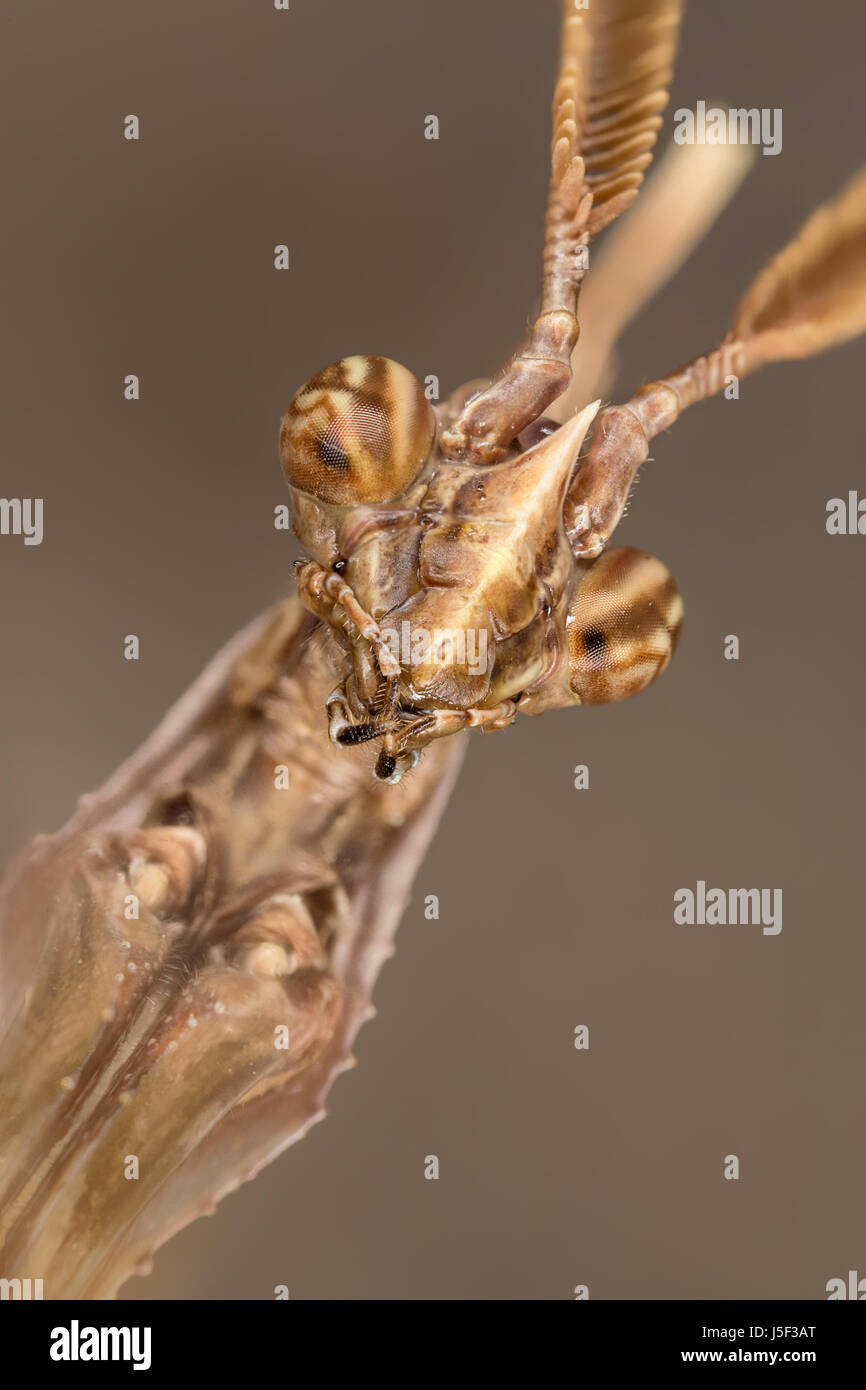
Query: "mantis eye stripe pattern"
280 355 436 507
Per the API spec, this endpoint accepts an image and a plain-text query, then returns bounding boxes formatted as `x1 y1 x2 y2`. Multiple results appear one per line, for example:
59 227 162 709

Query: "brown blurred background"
1 0 864 1299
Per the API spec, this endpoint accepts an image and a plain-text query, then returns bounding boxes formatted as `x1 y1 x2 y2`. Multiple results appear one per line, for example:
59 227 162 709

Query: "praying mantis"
280 0 866 785
1 0 865 1298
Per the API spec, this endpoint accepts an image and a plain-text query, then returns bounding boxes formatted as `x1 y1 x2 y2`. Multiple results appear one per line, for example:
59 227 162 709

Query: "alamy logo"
826 1269 866 1299
50 1320 152 1371
826 491 866 534
0 1276 43 1299
673 101 782 156
674 881 783 935
379 621 488 677
0 497 43 545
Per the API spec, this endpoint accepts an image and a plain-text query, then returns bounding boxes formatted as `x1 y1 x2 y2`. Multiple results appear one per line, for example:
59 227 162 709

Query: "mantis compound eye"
279 355 435 506
566 547 683 705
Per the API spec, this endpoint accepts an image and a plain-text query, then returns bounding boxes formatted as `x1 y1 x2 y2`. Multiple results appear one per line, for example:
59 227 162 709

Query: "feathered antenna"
442 0 683 463
567 162 866 557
